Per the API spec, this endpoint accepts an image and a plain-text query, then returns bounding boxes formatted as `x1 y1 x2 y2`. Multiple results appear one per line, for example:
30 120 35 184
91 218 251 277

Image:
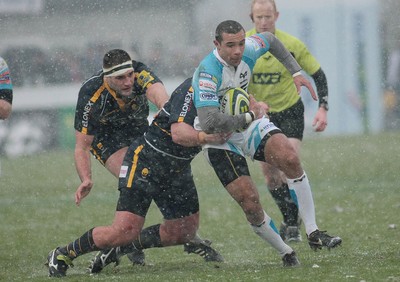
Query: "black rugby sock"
120 224 162 254
270 184 299 226
59 228 99 259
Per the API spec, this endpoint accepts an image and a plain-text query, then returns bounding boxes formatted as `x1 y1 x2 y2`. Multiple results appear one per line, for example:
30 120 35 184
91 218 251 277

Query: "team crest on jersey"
137 70 155 87
141 168 149 179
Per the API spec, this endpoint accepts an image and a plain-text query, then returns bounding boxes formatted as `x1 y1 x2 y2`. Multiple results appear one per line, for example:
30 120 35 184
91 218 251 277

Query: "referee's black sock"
270 184 299 226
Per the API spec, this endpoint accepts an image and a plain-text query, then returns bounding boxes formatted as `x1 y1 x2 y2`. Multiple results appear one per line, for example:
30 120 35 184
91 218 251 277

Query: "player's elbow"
171 131 183 144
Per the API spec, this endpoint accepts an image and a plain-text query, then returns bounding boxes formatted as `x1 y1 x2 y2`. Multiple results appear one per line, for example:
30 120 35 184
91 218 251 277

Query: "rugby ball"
220 87 250 116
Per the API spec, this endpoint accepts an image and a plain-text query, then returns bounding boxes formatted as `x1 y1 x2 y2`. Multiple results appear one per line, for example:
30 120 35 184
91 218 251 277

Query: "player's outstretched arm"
261 32 317 100
74 131 95 206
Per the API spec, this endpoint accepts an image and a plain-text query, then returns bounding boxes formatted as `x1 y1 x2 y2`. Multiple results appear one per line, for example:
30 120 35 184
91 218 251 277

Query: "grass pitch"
0 132 399 281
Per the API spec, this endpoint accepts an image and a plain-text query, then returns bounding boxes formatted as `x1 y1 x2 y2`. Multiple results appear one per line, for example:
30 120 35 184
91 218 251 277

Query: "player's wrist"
318 96 329 111
319 102 329 111
292 71 302 78
245 111 255 124
197 131 207 145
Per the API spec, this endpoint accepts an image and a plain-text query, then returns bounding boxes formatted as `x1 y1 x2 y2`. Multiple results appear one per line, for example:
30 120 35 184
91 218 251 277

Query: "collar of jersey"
213 49 235 69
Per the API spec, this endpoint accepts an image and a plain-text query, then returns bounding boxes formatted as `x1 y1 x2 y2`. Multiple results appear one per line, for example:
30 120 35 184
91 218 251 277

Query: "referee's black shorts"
268 99 304 140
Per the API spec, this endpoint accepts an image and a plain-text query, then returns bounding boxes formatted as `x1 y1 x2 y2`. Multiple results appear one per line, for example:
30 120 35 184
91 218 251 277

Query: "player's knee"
240 192 261 214
281 151 302 173
120 225 140 242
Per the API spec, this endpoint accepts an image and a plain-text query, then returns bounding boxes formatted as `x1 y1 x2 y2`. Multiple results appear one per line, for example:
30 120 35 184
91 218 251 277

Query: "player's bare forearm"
74 148 92 182
146 82 169 109
171 122 227 146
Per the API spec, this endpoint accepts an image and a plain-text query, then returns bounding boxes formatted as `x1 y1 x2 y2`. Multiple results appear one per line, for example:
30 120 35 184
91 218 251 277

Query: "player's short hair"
103 49 131 69
102 49 133 77
215 20 245 43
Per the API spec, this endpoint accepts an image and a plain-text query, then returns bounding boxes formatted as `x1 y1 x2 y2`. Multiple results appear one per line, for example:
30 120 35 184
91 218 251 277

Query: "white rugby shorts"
203 116 279 159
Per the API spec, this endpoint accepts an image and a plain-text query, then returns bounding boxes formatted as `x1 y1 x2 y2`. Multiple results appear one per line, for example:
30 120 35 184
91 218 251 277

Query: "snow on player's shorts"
203 116 280 159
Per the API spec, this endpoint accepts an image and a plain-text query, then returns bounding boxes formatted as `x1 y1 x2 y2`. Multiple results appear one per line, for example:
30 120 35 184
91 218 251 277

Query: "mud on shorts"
116 138 199 219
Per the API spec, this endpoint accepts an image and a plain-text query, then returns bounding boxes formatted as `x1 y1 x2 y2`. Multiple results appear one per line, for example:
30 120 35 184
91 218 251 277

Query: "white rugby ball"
220 87 250 116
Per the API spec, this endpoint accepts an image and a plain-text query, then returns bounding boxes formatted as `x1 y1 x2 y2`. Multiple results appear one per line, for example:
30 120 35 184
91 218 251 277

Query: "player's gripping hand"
249 95 268 119
75 179 94 206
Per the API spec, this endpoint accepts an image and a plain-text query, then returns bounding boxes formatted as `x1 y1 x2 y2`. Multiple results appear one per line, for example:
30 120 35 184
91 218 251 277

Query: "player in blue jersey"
0 56 13 120
0 56 13 176
192 20 341 260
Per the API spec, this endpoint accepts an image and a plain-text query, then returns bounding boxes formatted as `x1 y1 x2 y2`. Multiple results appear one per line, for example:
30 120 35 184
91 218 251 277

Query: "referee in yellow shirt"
247 0 329 242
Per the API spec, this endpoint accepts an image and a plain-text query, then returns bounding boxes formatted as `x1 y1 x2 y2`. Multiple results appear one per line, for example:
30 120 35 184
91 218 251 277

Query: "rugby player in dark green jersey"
46 77 226 277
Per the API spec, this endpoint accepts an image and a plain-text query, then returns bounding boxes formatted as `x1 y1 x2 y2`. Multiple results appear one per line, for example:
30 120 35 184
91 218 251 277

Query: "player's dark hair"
215 20 245 43
103 49 131 69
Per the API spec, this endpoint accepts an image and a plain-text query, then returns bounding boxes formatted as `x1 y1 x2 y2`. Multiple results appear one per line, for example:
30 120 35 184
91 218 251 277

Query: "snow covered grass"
0 132 399 281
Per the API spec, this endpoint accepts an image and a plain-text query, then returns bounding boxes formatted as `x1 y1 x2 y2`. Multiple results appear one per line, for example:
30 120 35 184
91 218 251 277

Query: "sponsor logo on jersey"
199 92 218 102
179 88 194 119
82 101 94 128
252 73 281 85
199 72 212 79
248 35 267 50
199 79 217 92
0 72 10 84
262 122 274 131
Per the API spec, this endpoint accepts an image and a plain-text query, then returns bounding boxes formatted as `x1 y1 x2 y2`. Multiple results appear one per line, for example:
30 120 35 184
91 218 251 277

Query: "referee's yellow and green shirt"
246 28 320 113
